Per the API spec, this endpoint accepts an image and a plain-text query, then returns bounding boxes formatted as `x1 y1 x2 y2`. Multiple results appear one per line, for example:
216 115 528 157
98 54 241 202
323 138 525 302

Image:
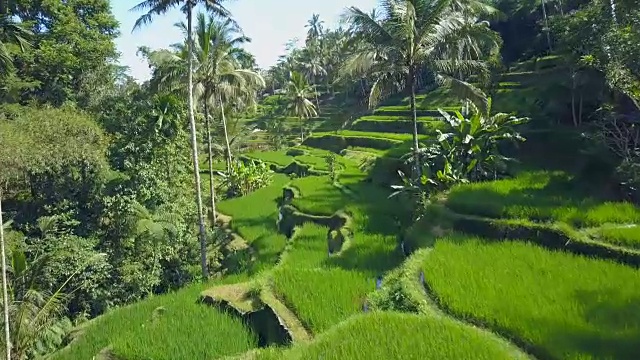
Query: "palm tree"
342 0 498 178
0 15 31 77
131 0 233 280
147 13 264 225
0 191 10 360
305 13 325 45
0 244 104 359
285 71 317 142
299 51 327 114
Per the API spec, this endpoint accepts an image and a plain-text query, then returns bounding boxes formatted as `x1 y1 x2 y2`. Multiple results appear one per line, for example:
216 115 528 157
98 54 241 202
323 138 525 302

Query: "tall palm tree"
0 191 9 360
305 13 325 45
299 51 327 114
131 0 233 280
285 71 317 142
0 16 30 356
342 0 498 178
147 13 264 226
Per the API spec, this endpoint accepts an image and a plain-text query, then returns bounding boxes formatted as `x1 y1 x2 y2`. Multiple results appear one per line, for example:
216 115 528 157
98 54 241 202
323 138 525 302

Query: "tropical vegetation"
0 0 638 359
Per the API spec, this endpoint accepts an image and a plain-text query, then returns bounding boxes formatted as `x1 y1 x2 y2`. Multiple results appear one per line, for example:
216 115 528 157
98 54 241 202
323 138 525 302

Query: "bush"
224 160 273 198
285 148 306 157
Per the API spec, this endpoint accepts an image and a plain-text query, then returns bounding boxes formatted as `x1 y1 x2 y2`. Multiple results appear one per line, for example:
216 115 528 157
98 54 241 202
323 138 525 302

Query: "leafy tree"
0 104 109 359
343 0 500 178
131 0 234 279
10 0 119 106
285 71 317 142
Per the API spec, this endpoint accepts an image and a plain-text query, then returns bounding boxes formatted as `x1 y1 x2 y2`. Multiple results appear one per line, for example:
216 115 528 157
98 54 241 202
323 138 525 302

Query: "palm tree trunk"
218 94 232 173
408 65 421 179
609 0 618 25
315 87 321 115
300 117 304 142
204 99 217 227
186 1 208 279
0 189 10 360
541 0 552 52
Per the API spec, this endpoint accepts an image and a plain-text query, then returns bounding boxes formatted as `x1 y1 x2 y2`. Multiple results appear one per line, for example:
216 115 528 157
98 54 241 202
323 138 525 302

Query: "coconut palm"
0 15 31 77
306 13 325 44
342 0 499 178
131 0 233 280
285 71 318 142
146 13 264 225
0 194 9 360
299 51 327 114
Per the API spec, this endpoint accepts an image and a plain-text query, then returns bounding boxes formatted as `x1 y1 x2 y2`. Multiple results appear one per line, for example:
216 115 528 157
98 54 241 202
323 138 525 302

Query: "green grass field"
592 224 640 249
422 235 640 359
52 73 640 360
244 151 295 166
290 176 348 215
446 171 640 227
254 312 523 360
53 276 255 360
217 173 291 273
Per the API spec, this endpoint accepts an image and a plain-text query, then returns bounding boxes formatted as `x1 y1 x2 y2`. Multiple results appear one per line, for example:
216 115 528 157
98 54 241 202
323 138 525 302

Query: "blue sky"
112 0 377 81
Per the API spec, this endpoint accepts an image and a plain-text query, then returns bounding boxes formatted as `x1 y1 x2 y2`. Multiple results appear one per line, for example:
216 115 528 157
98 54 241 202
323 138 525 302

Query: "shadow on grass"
445 171 635 226
561 288 640 359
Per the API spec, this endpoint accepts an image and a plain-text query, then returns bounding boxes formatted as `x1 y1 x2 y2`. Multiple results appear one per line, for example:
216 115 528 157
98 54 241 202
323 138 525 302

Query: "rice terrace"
0 0 639 359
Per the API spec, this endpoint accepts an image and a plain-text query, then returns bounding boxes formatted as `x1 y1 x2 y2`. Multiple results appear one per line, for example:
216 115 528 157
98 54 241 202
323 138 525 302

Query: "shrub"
285 148 306 157
224 160 273 198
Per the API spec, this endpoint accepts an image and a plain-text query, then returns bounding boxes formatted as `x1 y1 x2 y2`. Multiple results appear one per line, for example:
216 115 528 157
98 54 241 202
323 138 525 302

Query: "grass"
244 151 294 166
272 175 407 335
217 173 291 273
376 105 459 112
351 118 445 134
445 170 640 227
313 130 429 142
272 267 373 334
271 223 373 335
290 176 348 215
54 276 256 360
592 225 640 250
422 235 640 360
254 312 520 360
357 115 440 121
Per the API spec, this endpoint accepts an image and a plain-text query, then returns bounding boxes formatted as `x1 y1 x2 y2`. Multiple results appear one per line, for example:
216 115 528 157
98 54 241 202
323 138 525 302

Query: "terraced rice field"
422 235 640 359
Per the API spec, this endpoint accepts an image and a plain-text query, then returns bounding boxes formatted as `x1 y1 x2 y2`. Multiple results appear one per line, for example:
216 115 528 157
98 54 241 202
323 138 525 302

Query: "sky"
111 0 378 82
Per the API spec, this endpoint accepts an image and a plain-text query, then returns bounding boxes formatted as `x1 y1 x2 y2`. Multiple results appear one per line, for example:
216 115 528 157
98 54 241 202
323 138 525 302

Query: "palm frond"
438 75 489 115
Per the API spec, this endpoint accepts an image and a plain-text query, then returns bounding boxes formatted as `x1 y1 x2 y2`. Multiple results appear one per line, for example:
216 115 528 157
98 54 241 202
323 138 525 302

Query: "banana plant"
435 98 529 182
393 98 528 213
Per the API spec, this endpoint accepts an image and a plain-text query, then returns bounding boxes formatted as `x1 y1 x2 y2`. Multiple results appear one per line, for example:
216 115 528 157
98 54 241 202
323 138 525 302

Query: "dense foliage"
0 0 638 358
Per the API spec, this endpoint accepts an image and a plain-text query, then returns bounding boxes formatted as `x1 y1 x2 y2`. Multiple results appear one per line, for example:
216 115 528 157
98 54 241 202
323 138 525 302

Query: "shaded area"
200 286 292 348
445 170 640 227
